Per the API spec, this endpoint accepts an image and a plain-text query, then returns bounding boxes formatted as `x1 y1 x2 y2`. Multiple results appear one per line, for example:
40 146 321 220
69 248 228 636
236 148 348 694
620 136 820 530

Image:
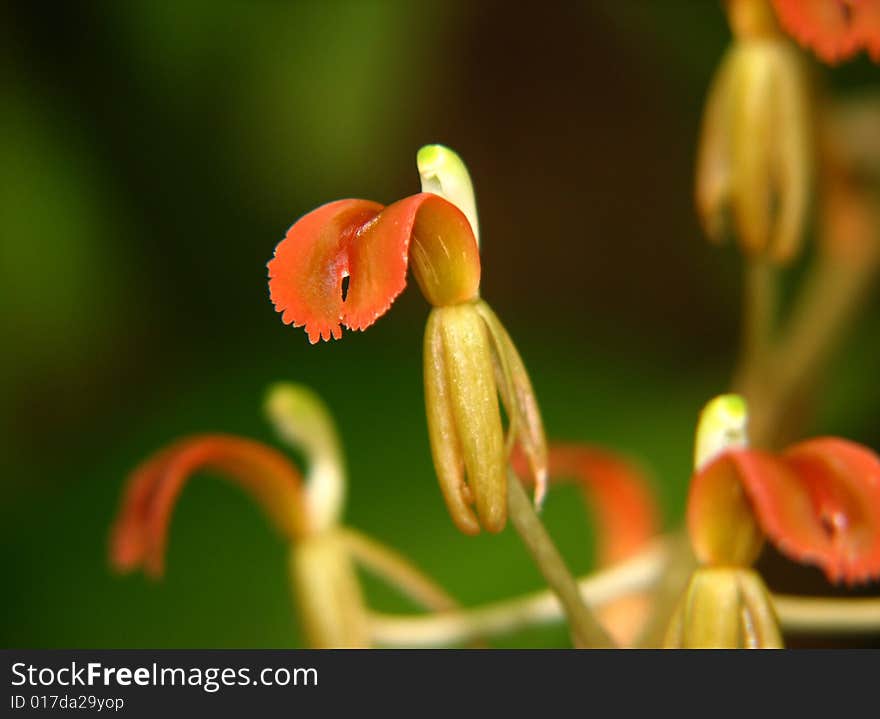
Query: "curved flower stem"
774 594 880 634
368 538 671 648
506 471 615 648
340 527 459 612
365 541 880 647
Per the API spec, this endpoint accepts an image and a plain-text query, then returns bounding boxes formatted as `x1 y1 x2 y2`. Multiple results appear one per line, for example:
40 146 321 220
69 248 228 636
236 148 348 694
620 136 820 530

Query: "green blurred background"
2 1 878 648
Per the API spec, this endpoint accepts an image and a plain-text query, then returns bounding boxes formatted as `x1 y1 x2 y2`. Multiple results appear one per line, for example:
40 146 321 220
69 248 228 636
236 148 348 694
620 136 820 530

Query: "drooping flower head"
687 394 880 584
268 146 548 535
666 393 880 648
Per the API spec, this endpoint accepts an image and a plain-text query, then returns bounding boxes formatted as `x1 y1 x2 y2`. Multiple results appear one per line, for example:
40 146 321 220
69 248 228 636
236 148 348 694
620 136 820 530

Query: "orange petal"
268 194 480 343
268 199 385 344
687 451 772 568
772 0 869 63
516 444 659 565
852 0 880 61
408 195 481 307
775 438 880 584
110 435 307 578
690 440 880 584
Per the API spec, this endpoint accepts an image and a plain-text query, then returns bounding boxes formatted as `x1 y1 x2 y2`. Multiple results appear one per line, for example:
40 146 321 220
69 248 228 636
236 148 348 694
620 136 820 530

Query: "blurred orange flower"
110 434 308 577
772 0 880 63
515 444 659 565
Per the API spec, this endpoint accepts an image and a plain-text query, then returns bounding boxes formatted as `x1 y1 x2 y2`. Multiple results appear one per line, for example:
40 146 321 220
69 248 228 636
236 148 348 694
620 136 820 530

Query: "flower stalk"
506 471 615 648
369 538 671 648
734 96 880 449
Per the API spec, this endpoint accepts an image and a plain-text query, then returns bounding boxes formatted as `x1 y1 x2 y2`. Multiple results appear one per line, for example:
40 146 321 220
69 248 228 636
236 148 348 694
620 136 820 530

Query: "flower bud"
696 29 812 264
693 393 749 472
664 567 782 648
424 302 506 534
417 144 480 246
423 298 549 535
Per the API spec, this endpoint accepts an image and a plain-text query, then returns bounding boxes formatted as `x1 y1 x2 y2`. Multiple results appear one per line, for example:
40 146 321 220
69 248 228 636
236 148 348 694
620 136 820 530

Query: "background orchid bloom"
772 0 880 63
110 428 376 647
697 0 812 265
110 383 462 649
514 444 659 567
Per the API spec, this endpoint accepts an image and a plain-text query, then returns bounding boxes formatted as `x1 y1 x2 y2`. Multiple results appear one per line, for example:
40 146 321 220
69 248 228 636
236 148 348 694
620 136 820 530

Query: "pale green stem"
750 252 878 448
366 543 880 647
369 538 670 648
340 527 459 612
774 594 880 634
506 471 615 648
733 258 778 412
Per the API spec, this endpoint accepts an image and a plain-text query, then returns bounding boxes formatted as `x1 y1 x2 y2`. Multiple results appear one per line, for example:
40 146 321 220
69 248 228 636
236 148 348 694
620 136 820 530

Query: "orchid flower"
267 145 547 535
689 414 880 586
666 394 880 648
110 383 460 648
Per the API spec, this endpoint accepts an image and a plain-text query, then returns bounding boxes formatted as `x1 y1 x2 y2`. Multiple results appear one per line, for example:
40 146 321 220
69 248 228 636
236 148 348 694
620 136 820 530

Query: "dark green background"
2 1 878 648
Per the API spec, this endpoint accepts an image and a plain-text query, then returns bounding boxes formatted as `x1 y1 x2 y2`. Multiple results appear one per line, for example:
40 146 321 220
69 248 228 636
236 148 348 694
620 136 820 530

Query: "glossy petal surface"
268 199 386 343
269 194 480 343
